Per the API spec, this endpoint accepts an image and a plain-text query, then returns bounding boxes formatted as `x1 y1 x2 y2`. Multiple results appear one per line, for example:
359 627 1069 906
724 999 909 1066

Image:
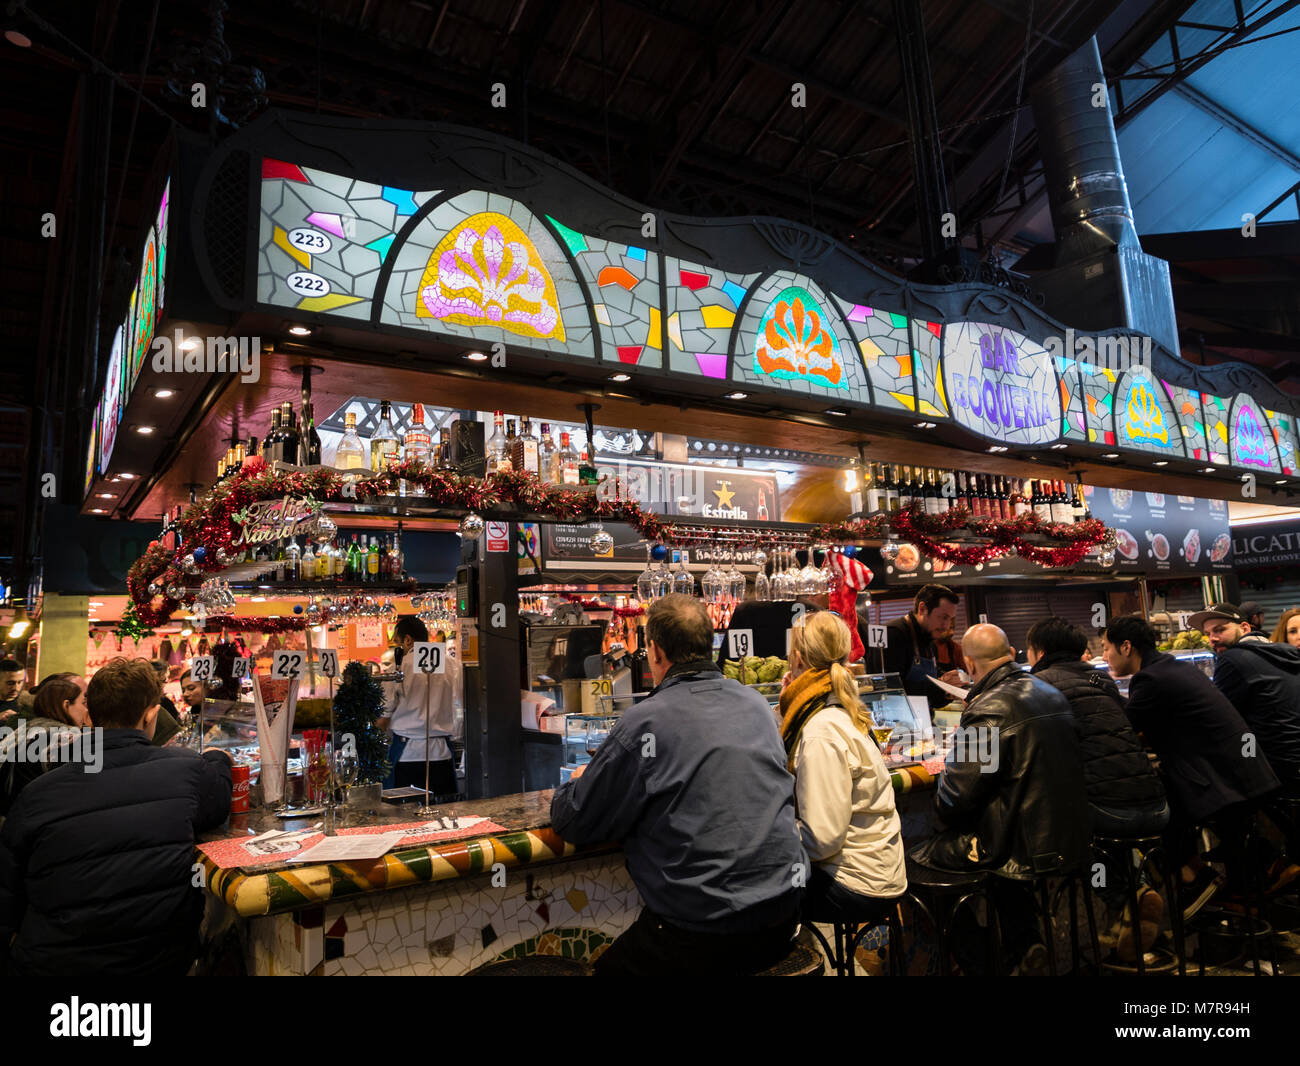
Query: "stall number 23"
191 656 216 682
413 642 447 674
271 651 307 680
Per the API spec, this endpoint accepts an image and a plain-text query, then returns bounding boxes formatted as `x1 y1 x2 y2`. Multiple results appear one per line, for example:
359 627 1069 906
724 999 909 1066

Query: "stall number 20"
413 642 447 674
271 651 307 680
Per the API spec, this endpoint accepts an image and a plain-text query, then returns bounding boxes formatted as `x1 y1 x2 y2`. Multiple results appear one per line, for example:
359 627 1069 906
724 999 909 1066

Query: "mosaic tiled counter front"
199 773 939 976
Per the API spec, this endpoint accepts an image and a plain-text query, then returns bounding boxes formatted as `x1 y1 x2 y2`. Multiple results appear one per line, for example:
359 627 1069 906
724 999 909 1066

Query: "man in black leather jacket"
910 624 1090 973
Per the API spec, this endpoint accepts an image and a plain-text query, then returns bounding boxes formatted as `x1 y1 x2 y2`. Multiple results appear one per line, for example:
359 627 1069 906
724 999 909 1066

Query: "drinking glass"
654 552 674 598
727 548 746 601
754 551 771 601
637 545 658 603
798 549 821 596
333 749 359 805
772 548 792 600
673 550 694 596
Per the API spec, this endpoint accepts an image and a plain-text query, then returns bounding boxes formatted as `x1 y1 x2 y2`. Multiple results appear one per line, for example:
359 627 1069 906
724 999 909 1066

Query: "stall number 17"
413 642 447 674
867 625 888 649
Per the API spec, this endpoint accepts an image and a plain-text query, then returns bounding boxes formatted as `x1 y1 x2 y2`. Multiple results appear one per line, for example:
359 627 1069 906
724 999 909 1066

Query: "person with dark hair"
881 584 967 708
0 657 232 976
144 660 182 747
379 615 460 794
1238 601 1266 635
1102 615 1279 919
551 594 806 975
0 659 33 723
0 677 90 818
1027 617 1169 961
179 669 206 715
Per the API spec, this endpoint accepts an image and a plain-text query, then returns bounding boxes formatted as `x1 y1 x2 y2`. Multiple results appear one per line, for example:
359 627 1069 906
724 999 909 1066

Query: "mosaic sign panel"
548 216 662 368
1055 356 1087 441
832 298 913 413
733 273 865 401
1162 381 1210 461
380 191 594 357
1264 407 1298 476
1116 369 1182 457
98 324 125 474
942 323 1060 445
258 158 441 320
911 319 948 418
1202 392 1230 464
1076 361 1117 445
1229 396 1280 472
662 256 758 379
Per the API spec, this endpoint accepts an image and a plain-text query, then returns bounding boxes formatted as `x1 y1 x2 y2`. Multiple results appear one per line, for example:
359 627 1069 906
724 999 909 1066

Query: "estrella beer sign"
942 323 1061 446
1122 374 1172 448
231 495 324 547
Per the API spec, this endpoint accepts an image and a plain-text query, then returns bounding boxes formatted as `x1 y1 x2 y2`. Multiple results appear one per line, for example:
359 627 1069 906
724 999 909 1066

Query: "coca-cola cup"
230 764 251 814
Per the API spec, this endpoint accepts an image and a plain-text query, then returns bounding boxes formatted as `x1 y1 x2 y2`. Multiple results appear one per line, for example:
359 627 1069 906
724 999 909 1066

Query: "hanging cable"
995 0 1035 214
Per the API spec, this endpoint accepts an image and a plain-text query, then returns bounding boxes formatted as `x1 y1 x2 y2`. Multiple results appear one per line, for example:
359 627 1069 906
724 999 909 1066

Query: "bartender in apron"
881 584 968 710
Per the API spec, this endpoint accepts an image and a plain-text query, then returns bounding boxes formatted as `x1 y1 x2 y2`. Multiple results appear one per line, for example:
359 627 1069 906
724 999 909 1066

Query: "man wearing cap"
1239 602 1267 636
1194 602 1300 876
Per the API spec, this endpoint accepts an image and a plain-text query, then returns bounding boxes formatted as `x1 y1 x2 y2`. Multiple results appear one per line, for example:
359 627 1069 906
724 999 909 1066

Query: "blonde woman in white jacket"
779 611 907 927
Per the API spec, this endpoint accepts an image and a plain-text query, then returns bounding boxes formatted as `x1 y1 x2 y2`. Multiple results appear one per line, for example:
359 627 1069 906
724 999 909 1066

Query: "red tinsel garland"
125 466 1111 631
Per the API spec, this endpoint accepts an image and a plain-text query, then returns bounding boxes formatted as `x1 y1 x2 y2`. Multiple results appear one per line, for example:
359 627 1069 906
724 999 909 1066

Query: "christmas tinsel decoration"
331 660 391 786
125 462 1112 630
114 600 155 642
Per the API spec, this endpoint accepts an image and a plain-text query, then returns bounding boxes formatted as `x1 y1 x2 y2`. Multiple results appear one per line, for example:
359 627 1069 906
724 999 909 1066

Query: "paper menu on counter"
927 675 971 701
287 831 407 864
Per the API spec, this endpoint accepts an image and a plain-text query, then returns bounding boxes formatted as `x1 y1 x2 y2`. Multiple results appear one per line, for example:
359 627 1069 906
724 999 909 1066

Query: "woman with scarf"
780 611 907 926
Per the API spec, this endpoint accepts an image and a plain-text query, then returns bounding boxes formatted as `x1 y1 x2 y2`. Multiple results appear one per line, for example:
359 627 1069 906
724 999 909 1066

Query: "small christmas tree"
332 661 390 785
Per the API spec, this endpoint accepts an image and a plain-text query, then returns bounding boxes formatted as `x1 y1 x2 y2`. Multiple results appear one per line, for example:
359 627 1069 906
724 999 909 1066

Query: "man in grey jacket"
551 594 806 975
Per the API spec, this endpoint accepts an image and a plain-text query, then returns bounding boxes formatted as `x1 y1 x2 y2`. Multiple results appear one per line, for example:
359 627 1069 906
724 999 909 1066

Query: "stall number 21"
413 642 447 674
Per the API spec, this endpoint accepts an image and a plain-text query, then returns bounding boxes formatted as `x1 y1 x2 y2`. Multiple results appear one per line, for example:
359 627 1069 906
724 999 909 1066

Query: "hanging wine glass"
673 549 694 596
727 547 745 602
754 548 770 602
771 547 788 600
654 551 674 598
637 545 657 604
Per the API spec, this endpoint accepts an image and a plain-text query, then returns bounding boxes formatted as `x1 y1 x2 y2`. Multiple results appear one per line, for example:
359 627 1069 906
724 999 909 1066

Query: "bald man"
909 623 1090 974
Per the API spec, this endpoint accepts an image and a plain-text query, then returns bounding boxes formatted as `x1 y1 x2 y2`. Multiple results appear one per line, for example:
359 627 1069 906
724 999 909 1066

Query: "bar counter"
197 766 939 975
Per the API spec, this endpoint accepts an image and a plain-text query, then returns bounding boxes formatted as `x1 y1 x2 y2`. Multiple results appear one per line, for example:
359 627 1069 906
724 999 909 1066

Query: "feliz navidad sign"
231 495 326 547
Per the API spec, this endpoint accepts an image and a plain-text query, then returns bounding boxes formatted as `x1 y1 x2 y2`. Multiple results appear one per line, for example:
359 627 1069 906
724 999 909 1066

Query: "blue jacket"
550 662 806 932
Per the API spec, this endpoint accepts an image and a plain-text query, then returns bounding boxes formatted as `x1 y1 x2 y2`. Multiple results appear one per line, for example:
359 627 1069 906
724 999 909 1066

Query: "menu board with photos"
1079 485 1232 574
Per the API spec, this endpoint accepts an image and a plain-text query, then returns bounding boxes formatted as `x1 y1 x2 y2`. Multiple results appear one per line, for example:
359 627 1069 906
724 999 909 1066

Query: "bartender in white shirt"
378 616 460 796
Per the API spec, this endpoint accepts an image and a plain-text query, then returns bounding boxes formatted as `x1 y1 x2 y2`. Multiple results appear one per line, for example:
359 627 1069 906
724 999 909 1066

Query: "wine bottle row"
862 464 1090 525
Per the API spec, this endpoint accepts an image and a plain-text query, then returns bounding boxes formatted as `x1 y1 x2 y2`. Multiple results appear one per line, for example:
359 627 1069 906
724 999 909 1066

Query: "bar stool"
903 859 999 976
1189 818 1278 977
991 866 1103 976
1092 834 1186 976
804 896 908 976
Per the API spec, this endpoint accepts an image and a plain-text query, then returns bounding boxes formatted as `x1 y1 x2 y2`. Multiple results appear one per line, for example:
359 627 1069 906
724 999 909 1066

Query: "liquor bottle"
286 538 301 583
757 487 770 521
347 534 363 582
579 449 598 486
369 400 399 474
390 530 404 579
1013 478 1030 517
243 437 259 469
1072 480 1088 522
559 432 580 485
909 467 923 509
403 403 432 496
898 466 914 510
487 411 511 474
539 423 558 483
273 543 286 583
996 477 1011 521
301 540 315 581
924 469 942 515
1051 480 1073 525
1032 481 1053 524
278 403 301 468
232 442 246 475
367 537 380 581
262 408 282 463
512 417 540 477
881 465 897 512
334 411 367 470
299 399 322 466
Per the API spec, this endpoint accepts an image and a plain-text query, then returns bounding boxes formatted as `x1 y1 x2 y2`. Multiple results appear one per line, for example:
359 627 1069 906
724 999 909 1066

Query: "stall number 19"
413 642 447 674
271 652 306 680
728 629 754 659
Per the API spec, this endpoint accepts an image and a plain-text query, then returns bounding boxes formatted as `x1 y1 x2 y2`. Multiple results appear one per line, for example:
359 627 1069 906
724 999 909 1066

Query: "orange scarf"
778 669 834 771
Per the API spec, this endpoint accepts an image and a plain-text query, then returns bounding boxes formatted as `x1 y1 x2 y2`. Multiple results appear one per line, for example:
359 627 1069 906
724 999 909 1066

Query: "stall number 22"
271 651 307 680
413 642 447 674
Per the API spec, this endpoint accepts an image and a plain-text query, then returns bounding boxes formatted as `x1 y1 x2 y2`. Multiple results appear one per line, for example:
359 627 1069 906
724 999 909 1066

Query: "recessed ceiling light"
609 373 631 382
1276 479 1288 485
987 446 1008 453
825 408 849 417
5 30 32 47
1153 460 1168 466
1202 467 1216 473
288 325 312 336
153 388 175 399
726 392 748 400
96 493 116 499
914 421 936 429
179 338 201 352
465 351 488 362
250 596 267 602
1102 453 1120 459
1049 443 1068 450
91 508 105 514
119 472 138 479
90 602 104 607
135 425 155 435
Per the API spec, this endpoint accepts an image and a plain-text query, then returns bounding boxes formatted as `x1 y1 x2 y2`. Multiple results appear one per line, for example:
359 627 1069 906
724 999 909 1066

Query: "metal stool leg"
1125 845 1148 977
1080 875 1102 974
1036 878 1058 976
1067 878 1081 976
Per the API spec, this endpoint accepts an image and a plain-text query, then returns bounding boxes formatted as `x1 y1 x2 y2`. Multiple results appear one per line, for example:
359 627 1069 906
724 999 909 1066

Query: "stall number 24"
413 642 447 674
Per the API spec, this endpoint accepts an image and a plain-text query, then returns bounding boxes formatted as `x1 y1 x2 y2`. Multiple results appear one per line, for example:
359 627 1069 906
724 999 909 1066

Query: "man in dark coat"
0 657 232 976
1028 616 1169 961
910 623 1090 974
1102 615 1279 917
